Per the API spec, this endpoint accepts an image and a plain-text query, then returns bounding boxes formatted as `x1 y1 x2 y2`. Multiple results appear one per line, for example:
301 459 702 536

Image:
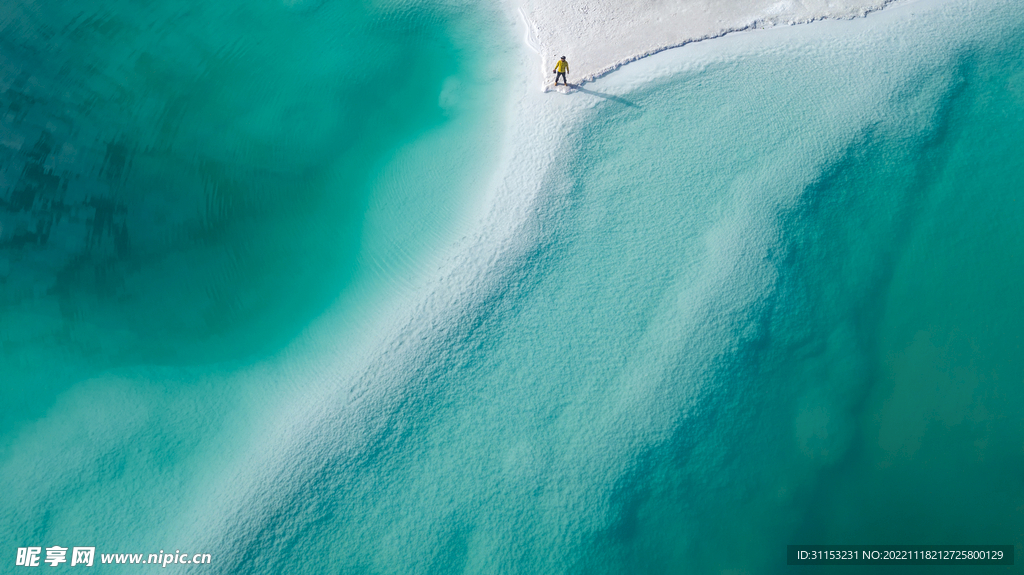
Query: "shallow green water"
582 15 1024 574
0 0 511 434
785 41 1024 572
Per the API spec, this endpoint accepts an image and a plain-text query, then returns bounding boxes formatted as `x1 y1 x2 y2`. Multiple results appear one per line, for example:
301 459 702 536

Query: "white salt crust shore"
517 0 898 87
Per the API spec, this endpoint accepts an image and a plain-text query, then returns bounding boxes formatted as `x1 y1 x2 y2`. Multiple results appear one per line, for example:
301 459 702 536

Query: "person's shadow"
572 86 640 108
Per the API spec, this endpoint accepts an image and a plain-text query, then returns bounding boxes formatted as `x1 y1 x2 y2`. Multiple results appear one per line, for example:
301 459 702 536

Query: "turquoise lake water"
2 0 1022 573
0 0 511 429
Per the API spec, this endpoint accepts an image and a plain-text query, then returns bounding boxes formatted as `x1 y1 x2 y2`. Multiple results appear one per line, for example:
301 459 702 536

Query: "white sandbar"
517 0 895 87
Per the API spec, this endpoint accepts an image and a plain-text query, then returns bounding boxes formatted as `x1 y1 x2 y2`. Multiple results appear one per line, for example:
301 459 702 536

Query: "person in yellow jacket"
553 56 569 87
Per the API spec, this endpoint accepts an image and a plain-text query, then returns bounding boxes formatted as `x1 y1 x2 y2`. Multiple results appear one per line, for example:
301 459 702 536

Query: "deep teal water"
2 0 1023 573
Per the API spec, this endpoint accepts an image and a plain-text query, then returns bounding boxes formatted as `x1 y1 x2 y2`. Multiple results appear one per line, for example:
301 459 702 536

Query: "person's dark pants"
555 72 567 85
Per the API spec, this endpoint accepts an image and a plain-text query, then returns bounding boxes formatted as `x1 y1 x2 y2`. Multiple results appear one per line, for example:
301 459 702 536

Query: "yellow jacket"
554 59 568 73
